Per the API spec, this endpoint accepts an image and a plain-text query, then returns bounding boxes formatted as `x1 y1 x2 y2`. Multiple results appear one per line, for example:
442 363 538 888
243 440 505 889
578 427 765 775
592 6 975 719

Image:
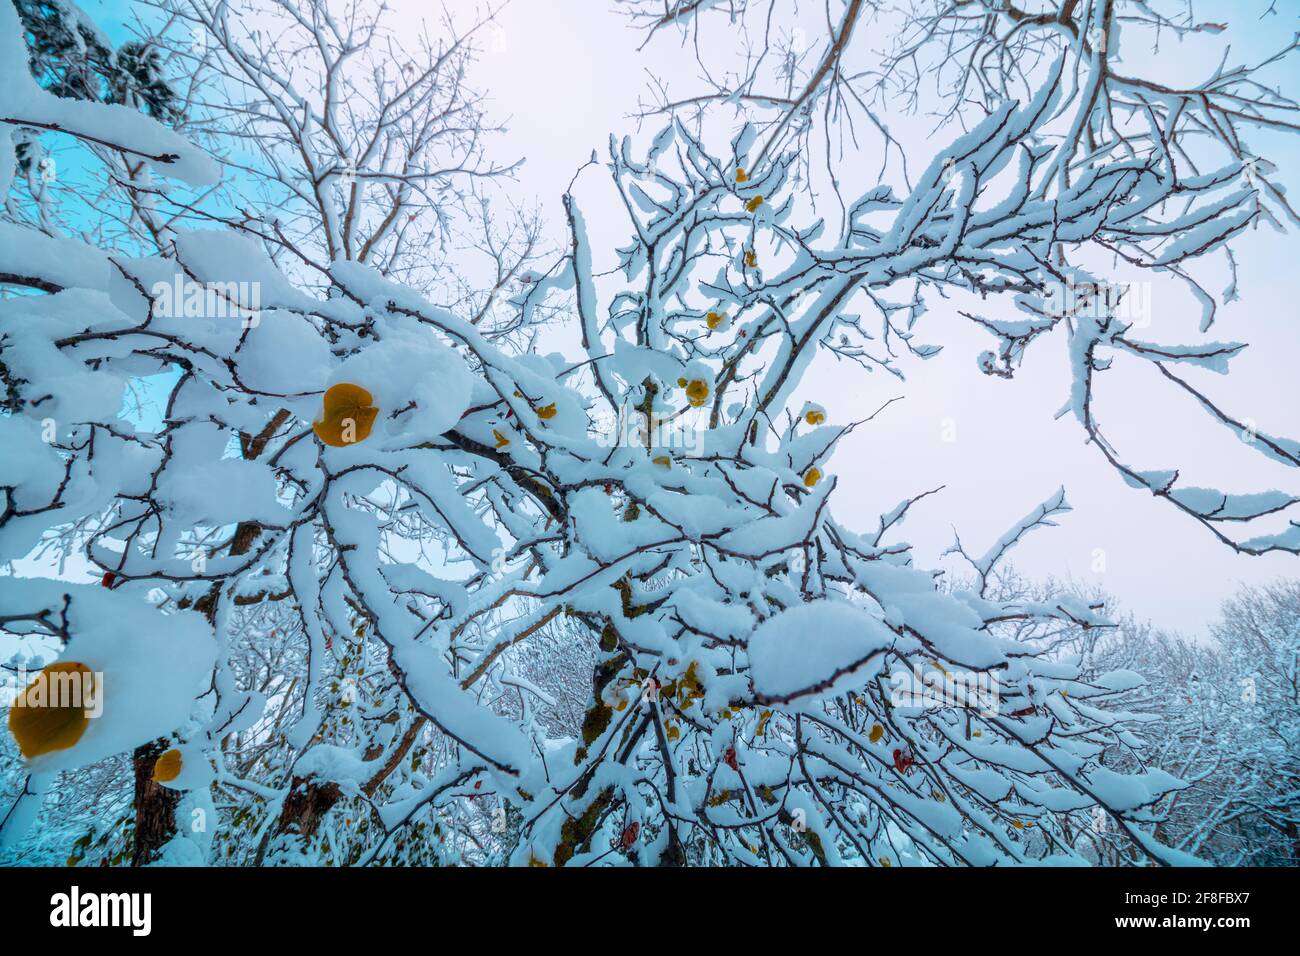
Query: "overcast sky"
82 0 1300 637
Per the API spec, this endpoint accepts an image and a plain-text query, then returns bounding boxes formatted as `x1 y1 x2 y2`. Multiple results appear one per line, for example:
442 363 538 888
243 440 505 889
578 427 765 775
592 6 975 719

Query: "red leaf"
100 571 116 589
723 746 739 771
621 821 640 849
893 747 914 773
1009 705 1036 718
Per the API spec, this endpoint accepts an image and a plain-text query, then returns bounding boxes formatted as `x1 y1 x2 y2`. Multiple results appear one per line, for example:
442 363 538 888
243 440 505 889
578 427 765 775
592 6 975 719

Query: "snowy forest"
0 0 1297 870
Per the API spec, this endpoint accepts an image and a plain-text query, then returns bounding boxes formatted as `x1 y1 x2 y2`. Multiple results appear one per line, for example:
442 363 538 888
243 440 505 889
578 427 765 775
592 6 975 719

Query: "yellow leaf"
8 662 96 758
805 409 826 425
492 429 511 449
536 403 557 420
744 249 758 268
745 194 764 213
1012 819 1024 829
803 467 822 488
152 748 183 783
686 379 710 408
666 723 681 742
313 383 379 447
879 856 892 867
706 310 726 330
652 455 671 468
869 723 884 743
735 167 749 183
681 661 704 699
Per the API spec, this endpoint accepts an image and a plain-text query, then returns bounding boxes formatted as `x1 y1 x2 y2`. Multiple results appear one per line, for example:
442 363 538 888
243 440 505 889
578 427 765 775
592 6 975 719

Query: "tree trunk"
132 411 291 866
130 737 180 866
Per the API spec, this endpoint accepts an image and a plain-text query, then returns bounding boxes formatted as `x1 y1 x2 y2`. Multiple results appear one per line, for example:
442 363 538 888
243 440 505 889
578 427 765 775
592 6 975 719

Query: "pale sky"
81 0 1300 637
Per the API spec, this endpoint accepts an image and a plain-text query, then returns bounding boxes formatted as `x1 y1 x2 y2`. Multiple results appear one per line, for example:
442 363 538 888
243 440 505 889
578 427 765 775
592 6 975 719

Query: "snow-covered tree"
15 0 181 120
6 0 197 252
141 0 541 310
2 0 1298 867
1126 583 1300 866
971 572 1300 866
1199 583 1300 864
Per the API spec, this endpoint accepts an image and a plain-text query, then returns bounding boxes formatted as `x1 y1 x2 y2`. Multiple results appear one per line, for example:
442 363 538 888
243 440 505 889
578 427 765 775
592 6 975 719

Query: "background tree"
5 0 206 252
978 572 1300 866
142 0 546 327
1150 583 1300 865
